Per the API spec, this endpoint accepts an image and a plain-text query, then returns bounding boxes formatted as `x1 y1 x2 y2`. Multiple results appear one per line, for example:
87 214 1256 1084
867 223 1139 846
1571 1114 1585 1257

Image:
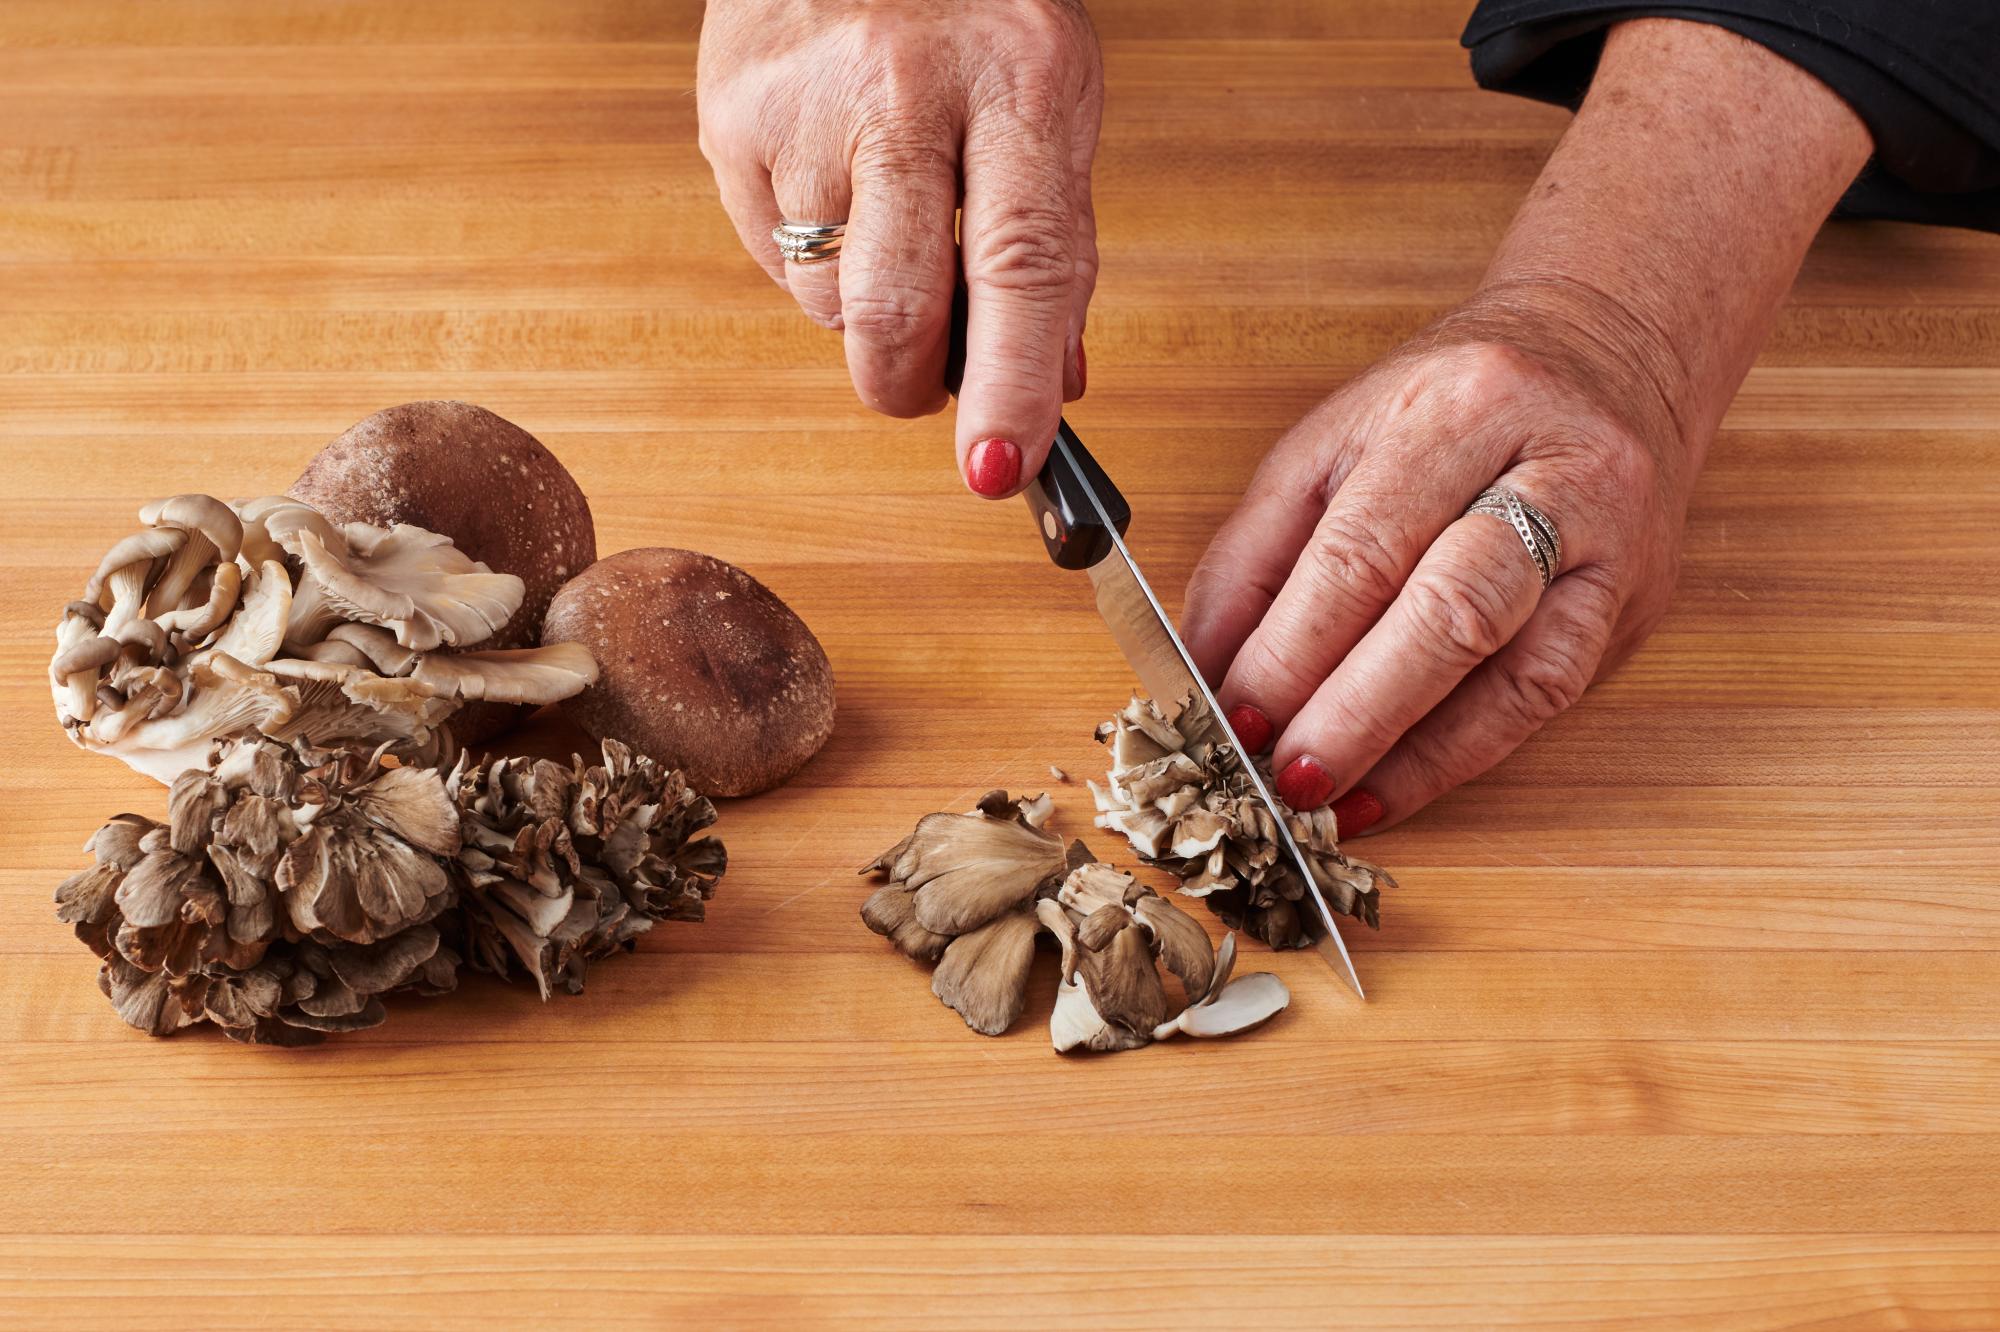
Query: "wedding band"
1467 485 1562 589
773 220 845 265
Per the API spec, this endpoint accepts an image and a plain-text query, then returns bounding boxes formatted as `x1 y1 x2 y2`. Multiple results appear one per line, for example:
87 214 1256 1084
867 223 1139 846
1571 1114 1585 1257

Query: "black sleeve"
1460 1 2000 232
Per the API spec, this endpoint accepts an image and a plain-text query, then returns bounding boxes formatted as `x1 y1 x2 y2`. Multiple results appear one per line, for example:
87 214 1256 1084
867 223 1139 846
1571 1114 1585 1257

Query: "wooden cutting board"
2 2 1997 1326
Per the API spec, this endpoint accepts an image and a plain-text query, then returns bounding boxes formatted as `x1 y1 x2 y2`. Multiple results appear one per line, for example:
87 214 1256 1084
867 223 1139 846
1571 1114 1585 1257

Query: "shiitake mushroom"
543 547 835 797
290 401 596 743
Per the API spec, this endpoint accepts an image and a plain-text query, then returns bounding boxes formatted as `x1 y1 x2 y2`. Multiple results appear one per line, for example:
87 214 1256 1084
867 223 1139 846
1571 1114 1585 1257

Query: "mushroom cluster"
50 494 599 786
860 794 1289 1052
53 734 726 1044
1090 693 1395 950
449 739 726 1000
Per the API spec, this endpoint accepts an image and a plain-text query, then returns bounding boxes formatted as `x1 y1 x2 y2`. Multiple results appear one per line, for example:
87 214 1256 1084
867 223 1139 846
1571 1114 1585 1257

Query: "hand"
1181 285 1695 833
697 0 1102 496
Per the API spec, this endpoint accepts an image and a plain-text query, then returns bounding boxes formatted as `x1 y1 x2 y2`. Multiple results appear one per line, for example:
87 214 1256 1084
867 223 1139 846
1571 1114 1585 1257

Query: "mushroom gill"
1090 692 1395 948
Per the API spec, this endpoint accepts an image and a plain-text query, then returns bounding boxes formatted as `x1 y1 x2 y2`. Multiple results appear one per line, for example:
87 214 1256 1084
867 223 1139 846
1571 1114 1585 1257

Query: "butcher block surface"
2 2 1998 1327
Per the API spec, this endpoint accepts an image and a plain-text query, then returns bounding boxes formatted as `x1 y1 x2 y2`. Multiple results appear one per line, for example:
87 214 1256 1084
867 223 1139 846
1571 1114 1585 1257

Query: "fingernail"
1275 755 1337 811
965 438 1021 497
1226 703 1273 754
1075 337 1087 397
1329 787 1384 836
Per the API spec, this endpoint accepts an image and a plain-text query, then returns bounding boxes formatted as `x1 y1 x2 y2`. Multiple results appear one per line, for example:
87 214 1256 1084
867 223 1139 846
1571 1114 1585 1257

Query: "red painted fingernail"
966 438 1021 497
1275 755 1337 811
1330 787 1384 836
1226 704 1273 754
1075 338 1087 397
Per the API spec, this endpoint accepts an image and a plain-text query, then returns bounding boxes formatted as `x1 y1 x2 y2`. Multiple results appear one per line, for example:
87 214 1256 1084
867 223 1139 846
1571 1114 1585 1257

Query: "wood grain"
1 1 1996 1327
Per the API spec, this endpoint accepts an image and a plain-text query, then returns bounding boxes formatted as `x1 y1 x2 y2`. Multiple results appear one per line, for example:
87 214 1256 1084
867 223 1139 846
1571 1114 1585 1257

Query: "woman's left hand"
1179 284 1696 834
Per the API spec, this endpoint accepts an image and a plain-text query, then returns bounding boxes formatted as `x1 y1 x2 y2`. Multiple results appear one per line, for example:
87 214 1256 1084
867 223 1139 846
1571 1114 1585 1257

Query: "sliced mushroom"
931 909 1040 1036
858 792 1067 950
1092 692 1395 947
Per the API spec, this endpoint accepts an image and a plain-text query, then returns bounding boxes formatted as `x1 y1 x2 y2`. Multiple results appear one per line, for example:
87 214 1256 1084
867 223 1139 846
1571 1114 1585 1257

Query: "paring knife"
1023 422 1366 999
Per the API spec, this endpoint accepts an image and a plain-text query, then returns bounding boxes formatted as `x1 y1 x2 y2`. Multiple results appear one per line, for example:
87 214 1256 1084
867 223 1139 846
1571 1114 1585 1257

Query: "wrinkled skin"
1179 290 1687 832
698 0 1101 492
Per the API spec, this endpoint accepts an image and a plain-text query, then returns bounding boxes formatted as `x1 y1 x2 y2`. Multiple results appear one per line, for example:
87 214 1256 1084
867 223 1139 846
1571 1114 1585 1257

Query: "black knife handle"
1027 423 1131 569
943 284 1131 569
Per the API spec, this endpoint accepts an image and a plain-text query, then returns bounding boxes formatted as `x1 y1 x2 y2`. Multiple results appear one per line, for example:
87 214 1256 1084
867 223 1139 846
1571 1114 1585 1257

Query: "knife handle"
943 285 1131 569
1027 423 1131 569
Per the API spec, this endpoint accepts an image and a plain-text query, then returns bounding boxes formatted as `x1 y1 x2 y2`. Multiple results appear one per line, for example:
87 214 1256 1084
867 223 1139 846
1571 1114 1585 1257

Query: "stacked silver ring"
772 220 845 265
1467 485 1562 589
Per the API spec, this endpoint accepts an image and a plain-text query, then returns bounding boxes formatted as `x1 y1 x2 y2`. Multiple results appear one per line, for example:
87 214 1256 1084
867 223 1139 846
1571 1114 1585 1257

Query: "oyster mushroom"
53 495 599 785
543 548 835 797
139 494 243 620
290 401 598 744
1091 692 1396 948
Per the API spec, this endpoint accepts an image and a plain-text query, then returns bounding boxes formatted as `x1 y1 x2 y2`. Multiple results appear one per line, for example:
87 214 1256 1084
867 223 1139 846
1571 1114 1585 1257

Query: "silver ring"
773 220 844 265
1466 485 1562 590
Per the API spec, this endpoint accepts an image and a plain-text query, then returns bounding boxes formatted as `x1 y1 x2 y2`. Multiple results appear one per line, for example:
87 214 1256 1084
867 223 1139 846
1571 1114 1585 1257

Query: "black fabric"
1461 1 2000 231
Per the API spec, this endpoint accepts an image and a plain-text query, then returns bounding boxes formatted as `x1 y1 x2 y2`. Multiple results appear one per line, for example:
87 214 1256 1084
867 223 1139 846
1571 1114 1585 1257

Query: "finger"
839 131 960 418
1179 452 1329 693
1063 164 1098 402
955 75 1081 498
709 153 789 293
1218 425 1511 744
1268 501 1550 810
770 153 855 330
1346 566 1620 831
1063 63 1104 402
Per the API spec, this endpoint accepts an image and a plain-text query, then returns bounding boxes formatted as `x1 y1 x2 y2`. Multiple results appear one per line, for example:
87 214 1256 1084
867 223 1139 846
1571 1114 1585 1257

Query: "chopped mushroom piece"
859 790 1069 950
1091 692 1396 948
859 801 1295 1055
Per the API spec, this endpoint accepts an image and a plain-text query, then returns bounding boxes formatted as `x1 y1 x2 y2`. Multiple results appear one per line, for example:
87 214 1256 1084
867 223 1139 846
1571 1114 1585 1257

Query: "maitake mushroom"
447 739 726 1000
1091 693 1396 949
50 494 599 784
53 735 466 1044
52 735 726 1044
860 800 1289 1052
1036 861 1288 1053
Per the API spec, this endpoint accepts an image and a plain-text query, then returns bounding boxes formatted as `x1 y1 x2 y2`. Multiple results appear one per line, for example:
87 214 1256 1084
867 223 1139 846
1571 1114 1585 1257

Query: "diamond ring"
772 220 845 265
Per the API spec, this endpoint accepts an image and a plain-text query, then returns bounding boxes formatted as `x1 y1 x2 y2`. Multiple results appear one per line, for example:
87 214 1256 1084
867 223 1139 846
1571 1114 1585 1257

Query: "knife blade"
1025 422 1366 999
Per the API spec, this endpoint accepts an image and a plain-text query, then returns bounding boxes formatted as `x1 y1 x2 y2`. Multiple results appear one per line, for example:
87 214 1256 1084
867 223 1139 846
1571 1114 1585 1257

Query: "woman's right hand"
697 0 1102 498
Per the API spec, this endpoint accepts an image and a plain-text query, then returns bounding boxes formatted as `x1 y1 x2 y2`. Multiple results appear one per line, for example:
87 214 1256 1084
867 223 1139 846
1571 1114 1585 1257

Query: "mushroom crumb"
1091 693 1395 949
860 796 1290 1052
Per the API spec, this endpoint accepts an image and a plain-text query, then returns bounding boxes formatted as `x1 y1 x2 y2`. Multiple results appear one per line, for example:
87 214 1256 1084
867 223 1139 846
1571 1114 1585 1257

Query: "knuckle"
1394 726 1459 798
840 287 946 351
1407 566 1514 665
969 206 1074 293
1494 642 1591 729
1447 340 1541 401
1302 512 1406 611
1227 632 1322 708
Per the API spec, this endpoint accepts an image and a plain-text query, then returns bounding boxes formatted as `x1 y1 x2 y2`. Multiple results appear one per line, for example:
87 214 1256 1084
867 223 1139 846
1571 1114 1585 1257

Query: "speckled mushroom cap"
542 547 835 797
290 401 596 743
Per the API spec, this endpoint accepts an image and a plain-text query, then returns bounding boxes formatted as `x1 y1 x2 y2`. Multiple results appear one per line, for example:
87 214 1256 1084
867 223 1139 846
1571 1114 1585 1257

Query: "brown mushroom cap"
542 548 835 798
289 401 596 743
